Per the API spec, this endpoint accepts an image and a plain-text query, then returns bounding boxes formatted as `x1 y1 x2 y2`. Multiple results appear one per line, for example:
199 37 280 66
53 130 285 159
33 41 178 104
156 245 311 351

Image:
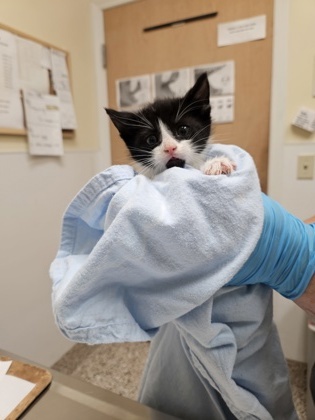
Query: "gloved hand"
228 194 315 300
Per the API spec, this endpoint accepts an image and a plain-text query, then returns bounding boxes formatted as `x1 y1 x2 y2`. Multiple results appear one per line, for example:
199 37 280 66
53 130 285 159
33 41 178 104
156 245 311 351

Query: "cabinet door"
104 0 273 191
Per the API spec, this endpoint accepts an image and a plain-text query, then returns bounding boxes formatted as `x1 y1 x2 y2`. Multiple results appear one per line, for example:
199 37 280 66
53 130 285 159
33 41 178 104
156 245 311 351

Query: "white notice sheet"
16 36 50 94
218 15 266 47
0 29 24 129
51 49 77 129
24 90 64 156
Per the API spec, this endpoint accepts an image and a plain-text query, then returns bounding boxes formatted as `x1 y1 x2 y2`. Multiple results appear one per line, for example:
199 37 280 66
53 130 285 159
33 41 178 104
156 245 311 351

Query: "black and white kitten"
106 73 235 177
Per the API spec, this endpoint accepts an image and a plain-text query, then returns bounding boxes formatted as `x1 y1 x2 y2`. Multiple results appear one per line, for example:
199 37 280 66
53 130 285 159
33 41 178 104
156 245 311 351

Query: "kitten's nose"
164 145 177 156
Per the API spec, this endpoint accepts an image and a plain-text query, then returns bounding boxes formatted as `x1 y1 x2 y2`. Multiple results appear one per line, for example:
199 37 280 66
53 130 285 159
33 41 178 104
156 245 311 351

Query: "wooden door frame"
91 0 290 198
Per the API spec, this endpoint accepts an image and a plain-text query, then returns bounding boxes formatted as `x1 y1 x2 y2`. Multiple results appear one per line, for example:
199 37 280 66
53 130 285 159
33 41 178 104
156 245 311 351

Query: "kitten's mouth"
166 158 186 169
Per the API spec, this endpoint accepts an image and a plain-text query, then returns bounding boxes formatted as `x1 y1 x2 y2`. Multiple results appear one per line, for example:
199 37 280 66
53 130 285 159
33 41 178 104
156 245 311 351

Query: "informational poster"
0 29 24 129
116 74 151 110
152 68 190 100
0 90 24 130
210 95 235 124
116 62 235 124
16 36 50 94
0 25 78 158
292 107 315 133
218 15 266 47
51 49 77 130
23 90 64 156
193 61 235 123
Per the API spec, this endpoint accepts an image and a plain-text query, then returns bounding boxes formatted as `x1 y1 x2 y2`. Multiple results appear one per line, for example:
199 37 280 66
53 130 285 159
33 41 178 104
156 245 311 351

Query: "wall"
0 152 97 365
269 0 315 362
0 0 110 365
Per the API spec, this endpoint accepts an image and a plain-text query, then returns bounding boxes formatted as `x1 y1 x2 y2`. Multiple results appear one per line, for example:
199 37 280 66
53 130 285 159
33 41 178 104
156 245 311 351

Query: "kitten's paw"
201 156 236 175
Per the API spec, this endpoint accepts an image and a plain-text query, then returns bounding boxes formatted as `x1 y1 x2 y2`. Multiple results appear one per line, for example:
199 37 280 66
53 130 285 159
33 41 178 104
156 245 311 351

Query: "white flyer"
0 29 24 129
210 95 234 124
23 90 64 156
116 74 152 110
16 36 50 94
193 61 235 96
218 15 266 47
51 49 77 129
292 107 315 133
152 68 191 100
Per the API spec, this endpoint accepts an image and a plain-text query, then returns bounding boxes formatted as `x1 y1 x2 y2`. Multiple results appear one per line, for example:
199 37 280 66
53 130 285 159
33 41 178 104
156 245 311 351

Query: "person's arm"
294 274 315 316
228 195 315 314
294 215 315 316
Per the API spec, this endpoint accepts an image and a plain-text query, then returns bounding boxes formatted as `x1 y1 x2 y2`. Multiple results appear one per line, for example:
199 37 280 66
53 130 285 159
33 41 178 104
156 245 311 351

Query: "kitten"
106 73 235 178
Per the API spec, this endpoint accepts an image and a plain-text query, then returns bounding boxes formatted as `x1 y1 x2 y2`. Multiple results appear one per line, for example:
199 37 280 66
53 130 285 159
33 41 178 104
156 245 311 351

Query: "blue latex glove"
229 194 315 299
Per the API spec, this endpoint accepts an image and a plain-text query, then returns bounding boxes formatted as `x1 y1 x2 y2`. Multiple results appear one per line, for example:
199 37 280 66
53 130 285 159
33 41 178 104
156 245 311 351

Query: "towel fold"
50 144 264 343
50 144 296 419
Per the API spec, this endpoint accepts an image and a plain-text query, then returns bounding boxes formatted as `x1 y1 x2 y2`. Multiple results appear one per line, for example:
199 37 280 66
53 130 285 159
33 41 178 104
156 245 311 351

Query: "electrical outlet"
297 155 315 179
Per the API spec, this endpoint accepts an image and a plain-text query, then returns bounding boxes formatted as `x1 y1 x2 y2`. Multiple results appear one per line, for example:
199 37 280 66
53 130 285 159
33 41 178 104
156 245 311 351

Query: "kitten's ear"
105 108 134 134
183 73 210 108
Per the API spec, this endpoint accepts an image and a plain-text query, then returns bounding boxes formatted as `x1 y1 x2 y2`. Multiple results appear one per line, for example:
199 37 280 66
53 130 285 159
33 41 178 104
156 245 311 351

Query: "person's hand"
228 194 315 302
305 215 315 224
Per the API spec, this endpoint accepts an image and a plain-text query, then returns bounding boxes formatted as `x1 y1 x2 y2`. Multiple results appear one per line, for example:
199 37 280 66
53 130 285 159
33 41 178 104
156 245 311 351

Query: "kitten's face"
106 73 211 177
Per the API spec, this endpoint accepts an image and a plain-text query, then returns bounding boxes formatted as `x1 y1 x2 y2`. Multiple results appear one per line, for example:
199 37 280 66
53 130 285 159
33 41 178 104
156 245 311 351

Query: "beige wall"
0 0 106 365
285 0 315 143
0 0 100 152
269 0 315 362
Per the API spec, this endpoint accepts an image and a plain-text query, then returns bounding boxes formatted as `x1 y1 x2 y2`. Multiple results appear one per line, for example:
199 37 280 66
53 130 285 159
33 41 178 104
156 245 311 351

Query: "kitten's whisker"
191 124 211 141
116 120 151 129
210 133 231 144
126 147 151 155
133 159 160 177
193 135 211 145
113 114 152 130
176 99 209 122
126 147 153 159
137 111 154 129
194 139 207 148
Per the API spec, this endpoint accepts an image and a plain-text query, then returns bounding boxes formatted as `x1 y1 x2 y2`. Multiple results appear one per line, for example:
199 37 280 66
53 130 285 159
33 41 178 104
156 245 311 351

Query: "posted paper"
116 74 152 110
51 49 77 129
24 90 64 156
193 62 235 124
16 36 50 94
210 95 234 124
292 107 315 133
0 29 24 129
218 15 266 47
152 68 191 100
0 90 24 129
193 61 235 95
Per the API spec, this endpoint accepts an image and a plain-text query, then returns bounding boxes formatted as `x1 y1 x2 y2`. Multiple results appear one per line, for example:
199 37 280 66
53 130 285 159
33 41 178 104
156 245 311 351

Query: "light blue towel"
51 144 263 342
50 144 296 419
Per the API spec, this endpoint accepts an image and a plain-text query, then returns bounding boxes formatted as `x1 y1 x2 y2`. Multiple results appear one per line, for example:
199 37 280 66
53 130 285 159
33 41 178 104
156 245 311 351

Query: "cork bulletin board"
0 22 76 143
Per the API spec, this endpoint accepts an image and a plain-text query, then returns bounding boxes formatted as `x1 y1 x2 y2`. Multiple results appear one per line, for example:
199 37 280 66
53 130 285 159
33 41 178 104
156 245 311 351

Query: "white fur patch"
201 156 236 175
150 120 205 174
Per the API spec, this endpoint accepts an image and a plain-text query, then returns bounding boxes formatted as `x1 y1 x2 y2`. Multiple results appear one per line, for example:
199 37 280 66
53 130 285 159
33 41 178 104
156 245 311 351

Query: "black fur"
105 73 211 169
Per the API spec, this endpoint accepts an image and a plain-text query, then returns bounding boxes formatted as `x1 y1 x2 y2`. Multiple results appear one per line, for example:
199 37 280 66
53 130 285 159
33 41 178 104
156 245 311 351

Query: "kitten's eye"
146 135 158 146
177 125 190 137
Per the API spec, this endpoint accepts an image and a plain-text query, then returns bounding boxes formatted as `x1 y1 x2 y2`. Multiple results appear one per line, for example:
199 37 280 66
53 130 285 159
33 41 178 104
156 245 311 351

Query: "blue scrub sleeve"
229 194 315 299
